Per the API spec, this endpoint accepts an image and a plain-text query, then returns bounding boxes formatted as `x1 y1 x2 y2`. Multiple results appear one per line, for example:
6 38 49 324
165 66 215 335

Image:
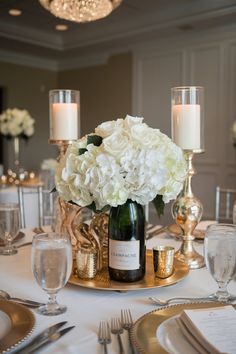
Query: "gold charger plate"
0 231 25 247
69 250 189 291
168 224 205 240
131 302 236 354
0 300 35 353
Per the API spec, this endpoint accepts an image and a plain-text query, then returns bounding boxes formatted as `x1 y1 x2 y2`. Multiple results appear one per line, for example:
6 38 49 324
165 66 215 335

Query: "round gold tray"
130 302 236 354
69 250 189 291
0 300 35 352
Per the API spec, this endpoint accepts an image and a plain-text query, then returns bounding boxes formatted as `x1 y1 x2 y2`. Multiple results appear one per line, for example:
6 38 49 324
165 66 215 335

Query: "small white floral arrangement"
232 121 236 147
56 115 187 214
0 108 35 139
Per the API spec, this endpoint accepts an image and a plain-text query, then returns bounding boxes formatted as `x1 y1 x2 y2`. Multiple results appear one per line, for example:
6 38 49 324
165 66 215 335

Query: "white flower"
0 108 35 138
56 115 187 211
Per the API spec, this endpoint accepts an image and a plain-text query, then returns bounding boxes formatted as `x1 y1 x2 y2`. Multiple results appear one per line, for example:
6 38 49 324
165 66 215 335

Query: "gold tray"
69 250 189 291
131 302 236 354
0 300 35 353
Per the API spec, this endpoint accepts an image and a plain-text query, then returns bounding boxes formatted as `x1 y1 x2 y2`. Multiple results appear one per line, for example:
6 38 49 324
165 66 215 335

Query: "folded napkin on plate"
177 305 236 354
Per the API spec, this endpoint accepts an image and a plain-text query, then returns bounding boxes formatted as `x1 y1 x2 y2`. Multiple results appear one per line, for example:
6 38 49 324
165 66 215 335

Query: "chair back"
215 186 236 223
17 185 43 228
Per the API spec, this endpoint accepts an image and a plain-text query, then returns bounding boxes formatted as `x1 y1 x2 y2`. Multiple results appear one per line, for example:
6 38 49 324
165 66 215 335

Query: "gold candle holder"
172 152 204 269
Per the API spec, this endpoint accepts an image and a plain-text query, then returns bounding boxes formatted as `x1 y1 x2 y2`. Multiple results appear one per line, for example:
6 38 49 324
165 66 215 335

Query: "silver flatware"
111 318 124 354
23 326 75 354
121 309 135 354
149 296 219 306
16 242 32 249
146 226 168 240
32 227 46 234
98 321 111 354
0 290 45 308
13 321 68 354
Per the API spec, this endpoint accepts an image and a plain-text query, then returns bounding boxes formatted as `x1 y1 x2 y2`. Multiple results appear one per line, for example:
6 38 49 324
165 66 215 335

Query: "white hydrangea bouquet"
56 115 187 215
0 108 35 139
232 121 236 147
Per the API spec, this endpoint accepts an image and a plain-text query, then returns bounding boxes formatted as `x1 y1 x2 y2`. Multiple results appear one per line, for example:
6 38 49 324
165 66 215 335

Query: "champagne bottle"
108 199 145 282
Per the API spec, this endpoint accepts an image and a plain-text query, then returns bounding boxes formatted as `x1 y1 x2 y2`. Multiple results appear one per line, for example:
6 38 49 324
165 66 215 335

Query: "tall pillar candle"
52 103 78 140
172 104 200 150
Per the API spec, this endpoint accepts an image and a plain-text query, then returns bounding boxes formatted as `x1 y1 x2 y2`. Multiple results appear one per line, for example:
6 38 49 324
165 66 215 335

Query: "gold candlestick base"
48 139 75 160
172 152 205 270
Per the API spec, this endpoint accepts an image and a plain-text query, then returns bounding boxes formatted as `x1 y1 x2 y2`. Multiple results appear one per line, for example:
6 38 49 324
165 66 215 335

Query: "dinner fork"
121 309 135 354
149 296 218 306
111 317 124 354
98 321 111 354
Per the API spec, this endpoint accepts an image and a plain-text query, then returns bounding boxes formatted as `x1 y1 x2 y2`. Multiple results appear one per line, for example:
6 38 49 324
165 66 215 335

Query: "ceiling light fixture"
55 24 68 31
9 9 22 16
39 0 123 23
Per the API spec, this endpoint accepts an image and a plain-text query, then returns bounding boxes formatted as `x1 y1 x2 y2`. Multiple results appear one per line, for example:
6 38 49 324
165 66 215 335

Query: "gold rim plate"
131 302 236 354
167 224 205 240
0 231 25 247
0 300 35 352
69 250 189 291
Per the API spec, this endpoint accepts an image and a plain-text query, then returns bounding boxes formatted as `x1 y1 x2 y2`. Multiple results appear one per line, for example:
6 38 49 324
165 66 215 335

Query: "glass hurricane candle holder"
49 89 80 143
171 86 204 153
171 86 205 269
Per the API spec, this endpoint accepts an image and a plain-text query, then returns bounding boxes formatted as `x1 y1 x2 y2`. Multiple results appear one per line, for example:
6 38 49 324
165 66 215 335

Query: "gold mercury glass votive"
76 243 98 279
153 246 175 278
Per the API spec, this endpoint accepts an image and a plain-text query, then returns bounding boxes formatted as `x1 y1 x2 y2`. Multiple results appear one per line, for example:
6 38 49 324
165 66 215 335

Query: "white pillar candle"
172 104 201 150
52 103 78 140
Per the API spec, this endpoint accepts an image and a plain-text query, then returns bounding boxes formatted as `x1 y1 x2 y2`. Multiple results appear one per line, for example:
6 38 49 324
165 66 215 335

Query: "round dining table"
0 223 235 354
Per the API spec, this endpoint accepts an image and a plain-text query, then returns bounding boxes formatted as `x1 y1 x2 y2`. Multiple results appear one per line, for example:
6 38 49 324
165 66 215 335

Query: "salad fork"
98 321 111 354
111 317 124 354
121 309 135 354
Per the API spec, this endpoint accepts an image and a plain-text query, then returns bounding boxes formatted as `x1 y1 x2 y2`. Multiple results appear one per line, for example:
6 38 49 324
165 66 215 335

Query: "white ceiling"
1 0 236 68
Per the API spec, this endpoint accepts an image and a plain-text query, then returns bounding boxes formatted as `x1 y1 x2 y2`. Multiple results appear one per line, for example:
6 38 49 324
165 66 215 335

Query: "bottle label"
109 239 140 270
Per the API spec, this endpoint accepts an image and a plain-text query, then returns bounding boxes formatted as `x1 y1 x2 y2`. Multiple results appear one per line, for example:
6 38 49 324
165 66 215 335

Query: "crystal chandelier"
39 0 123 23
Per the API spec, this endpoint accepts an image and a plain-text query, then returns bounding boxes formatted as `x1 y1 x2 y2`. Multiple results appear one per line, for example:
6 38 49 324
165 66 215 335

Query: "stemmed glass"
0 203 20 255
204 223 236 302
31 232 72 316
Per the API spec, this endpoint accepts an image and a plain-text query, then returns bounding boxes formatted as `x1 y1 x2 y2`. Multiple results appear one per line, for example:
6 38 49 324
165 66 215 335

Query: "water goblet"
31 232 72 316
0 203 20 255
204 223 236 302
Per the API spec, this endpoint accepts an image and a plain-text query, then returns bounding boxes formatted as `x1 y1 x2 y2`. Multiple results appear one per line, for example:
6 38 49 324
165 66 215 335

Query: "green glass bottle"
108 199 146 282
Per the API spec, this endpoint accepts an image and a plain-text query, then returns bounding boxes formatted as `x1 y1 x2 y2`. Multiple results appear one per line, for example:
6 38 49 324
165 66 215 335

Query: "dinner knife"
23 326 75 354
13 321 67 354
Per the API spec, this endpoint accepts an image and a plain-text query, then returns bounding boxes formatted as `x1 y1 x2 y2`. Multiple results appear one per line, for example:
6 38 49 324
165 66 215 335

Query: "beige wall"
58 53 132 136
0 61 58 171
0 52 132 172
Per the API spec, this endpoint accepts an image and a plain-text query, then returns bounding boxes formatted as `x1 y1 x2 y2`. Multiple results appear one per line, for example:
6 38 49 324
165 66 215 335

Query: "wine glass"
204 223 236 302
31 232 72 316
0 203 20 255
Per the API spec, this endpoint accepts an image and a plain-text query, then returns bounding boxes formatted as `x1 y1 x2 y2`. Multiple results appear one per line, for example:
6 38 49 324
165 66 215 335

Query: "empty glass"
204 223 236 302
0 203 20 255
31 232 72 315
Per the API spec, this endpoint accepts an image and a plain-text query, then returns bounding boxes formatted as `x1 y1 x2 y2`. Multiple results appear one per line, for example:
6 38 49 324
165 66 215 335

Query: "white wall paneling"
133 31 236 223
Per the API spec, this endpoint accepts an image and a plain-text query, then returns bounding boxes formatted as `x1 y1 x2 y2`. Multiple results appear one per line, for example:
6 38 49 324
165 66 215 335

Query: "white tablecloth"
0 226 236 354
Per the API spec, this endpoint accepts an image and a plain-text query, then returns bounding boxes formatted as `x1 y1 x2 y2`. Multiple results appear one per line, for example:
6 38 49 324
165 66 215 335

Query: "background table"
0 186 40 228
0 227 236 354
